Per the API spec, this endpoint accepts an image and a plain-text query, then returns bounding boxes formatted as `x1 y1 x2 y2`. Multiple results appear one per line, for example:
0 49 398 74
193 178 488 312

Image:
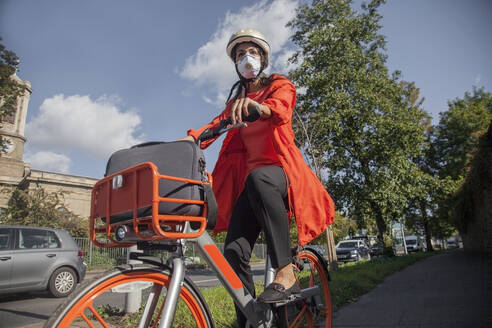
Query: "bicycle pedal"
271 293 303 307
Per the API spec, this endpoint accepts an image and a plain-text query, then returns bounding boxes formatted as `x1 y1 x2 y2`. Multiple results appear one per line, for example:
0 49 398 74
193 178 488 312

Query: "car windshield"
338 242 357 248
406 239 416 245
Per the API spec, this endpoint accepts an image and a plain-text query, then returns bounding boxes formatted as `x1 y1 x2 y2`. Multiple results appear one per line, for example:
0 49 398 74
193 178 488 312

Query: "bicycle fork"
137 256 185 328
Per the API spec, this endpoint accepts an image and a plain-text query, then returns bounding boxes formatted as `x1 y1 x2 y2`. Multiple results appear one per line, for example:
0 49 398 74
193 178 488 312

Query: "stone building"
0 75 98 218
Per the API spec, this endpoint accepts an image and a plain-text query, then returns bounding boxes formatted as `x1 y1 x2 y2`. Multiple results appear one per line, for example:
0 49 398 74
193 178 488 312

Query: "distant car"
336 240 371 262
0 226 86 297
369 243 383 257
446 238 459 248
405 235 426 253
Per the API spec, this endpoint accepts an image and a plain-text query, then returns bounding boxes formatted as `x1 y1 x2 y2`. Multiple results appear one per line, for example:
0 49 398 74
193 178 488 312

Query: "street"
0 262 267 328
2 251 490 328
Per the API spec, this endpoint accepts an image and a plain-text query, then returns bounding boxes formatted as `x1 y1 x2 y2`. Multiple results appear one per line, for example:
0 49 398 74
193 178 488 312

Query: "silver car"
0 226 86 297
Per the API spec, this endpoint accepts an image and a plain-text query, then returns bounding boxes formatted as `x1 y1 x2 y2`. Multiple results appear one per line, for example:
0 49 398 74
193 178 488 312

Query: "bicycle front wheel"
277 248 332 328
44 266 214 328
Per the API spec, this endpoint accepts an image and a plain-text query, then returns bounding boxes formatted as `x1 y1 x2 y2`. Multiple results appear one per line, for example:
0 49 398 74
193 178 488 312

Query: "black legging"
224 165 292 326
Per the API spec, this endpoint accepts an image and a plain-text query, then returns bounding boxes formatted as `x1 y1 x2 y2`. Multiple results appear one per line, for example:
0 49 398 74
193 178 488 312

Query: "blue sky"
1 0 491 179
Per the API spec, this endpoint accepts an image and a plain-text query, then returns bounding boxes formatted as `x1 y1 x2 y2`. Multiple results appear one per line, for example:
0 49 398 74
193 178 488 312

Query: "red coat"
188 75 335 245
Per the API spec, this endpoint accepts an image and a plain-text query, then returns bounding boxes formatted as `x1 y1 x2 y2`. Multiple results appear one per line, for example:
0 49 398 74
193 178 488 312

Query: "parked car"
369 243 383 257
336 239 371 262
446 237 459 248
0 226 86 297
405 235 426 252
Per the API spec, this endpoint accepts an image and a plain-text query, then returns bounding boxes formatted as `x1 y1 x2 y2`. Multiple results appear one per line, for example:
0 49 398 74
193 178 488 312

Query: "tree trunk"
419 202 434 252
423 221 434 252
370 201 389 254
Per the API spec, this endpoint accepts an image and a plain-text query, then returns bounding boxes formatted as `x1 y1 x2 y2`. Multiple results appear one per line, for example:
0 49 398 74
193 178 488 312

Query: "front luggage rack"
90 162 212 248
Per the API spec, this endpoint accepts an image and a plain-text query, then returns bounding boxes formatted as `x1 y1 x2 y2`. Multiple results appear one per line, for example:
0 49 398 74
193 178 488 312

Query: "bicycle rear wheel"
44 266 214 328
276 248 332 328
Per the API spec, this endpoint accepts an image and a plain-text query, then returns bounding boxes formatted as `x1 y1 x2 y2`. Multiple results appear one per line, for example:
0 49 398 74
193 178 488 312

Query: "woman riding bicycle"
183 29 335 327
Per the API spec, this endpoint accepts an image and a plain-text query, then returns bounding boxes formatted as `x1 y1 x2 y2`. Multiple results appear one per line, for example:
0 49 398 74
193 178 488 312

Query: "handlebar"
196 103 261 143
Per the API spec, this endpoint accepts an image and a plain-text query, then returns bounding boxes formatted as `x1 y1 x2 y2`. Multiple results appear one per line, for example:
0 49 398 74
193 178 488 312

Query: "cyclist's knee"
245 168 274 194
224 240 251 266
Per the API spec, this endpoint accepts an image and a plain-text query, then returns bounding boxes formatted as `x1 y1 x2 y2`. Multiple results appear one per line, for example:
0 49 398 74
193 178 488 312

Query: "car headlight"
350 250 357 254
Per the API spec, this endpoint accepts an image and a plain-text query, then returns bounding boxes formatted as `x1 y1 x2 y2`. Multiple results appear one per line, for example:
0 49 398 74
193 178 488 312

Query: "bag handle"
204 184 217 230
130 141 165 148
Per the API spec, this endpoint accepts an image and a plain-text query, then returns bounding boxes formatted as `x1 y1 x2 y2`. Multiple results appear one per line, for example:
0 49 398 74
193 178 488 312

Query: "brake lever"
223 122 247 132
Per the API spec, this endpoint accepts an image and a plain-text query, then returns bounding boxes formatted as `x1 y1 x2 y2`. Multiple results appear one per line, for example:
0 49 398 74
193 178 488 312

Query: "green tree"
434 87 492 181
433 88 492 246
0 37 24 153
405 173 457 251
0 187 88 237
452 121 492 251
289 0 428 253
330 212 357 244
404 114 456 251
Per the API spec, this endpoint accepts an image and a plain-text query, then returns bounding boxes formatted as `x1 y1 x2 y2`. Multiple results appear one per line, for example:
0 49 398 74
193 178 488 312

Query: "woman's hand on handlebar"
194 100 267 143
230 97 271 125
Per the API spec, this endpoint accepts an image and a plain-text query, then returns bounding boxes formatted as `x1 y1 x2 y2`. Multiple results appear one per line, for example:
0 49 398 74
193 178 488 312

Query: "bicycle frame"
138 227 322 328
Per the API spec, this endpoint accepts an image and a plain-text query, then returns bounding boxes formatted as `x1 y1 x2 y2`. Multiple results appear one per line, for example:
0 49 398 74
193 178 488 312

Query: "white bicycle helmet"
226 29 270 61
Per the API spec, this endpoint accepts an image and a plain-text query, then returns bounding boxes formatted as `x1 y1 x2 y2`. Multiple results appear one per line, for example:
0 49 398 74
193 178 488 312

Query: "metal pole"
325 227 338 270
89 239 93 267
125 245 142 313
400 218 408 255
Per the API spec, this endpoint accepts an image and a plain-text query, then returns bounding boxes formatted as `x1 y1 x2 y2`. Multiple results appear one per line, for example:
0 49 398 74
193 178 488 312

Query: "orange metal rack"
90 162 211 248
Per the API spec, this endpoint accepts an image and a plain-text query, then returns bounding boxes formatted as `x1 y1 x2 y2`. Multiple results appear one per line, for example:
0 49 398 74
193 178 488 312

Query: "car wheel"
49 267 77 297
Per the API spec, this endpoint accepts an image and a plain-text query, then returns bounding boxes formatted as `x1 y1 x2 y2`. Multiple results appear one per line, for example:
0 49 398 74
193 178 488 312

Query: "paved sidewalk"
332 250 492 328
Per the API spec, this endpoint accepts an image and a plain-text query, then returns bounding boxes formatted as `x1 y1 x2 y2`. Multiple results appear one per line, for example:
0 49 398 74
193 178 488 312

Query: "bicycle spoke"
87 304 110 328
289 305 309 328
80 312 96 328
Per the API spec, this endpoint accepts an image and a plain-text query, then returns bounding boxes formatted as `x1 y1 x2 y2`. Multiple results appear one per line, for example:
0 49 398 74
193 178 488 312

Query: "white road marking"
195 278 219 284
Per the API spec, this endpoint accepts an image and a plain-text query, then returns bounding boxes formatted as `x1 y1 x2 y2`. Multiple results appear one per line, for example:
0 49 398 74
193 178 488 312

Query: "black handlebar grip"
197 128 215 143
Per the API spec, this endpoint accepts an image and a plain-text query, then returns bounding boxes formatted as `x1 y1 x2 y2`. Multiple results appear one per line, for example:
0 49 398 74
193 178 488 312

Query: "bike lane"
332 250 491 328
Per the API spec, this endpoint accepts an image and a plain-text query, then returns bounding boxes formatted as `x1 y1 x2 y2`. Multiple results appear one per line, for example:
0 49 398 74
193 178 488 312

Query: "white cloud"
180 0 299 105
25 151 71 174
274 49 300 74
26 94 144 159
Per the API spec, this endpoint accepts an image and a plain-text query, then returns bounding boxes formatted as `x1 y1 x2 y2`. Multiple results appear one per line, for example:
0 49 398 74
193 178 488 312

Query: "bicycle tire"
276 248 332 328
44 265 214 328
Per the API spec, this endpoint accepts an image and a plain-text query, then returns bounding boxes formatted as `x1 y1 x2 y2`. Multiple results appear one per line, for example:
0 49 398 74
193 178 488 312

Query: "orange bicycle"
44 108 332 328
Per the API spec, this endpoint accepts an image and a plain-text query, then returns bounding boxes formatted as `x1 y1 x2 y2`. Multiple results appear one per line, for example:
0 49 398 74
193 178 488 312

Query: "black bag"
104 141 217 229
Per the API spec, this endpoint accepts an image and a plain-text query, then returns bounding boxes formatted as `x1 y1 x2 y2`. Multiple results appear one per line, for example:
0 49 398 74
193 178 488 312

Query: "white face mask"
237 54 261 79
